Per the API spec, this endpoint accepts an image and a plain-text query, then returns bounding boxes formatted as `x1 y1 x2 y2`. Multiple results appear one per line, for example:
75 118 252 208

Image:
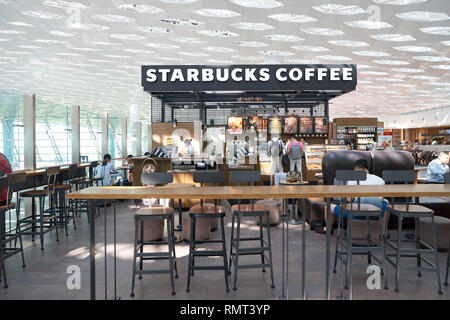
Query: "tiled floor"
0 200 449 300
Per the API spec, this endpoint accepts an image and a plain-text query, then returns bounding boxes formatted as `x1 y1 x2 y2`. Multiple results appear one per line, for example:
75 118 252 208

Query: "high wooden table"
67 184 450 300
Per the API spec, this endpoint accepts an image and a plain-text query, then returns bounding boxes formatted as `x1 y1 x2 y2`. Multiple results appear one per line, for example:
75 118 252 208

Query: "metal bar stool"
18 166 60 250
444 172 450 287
228 170 275 291
130 172 178 297
383 170 443 295
186 171 229 293
72 161 101 220
333 170 387 300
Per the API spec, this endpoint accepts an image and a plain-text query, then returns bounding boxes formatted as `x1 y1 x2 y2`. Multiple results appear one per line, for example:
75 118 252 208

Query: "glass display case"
304 144 347 181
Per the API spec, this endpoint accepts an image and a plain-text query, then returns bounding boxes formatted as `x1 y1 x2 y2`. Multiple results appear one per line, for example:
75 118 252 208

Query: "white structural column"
101 113 108 156
135 121 142 156
71 105 80 163
122 118 127 157
23 94 36 170
146 123 152 153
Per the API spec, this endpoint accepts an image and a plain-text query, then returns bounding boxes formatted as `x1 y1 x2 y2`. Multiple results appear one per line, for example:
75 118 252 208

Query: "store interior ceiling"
0 0 448 122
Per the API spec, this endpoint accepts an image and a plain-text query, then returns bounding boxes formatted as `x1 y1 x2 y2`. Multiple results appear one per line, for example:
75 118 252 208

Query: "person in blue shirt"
426 152 449 183
95 154 116 186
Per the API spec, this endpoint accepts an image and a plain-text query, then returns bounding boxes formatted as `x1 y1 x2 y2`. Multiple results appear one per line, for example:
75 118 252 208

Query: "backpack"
270 140 283 157
290 143 301 160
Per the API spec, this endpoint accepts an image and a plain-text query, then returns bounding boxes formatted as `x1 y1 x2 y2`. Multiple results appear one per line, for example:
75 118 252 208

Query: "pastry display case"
304 144 347 181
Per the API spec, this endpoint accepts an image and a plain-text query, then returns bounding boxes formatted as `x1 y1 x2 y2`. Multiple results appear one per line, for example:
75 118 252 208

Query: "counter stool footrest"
233 263 272 270
135 269 171 275
192 266 227 271
193 250 225 257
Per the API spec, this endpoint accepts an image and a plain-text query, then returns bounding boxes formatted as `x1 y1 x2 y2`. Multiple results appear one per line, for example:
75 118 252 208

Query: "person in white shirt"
316 159 388 234
95 154 116 186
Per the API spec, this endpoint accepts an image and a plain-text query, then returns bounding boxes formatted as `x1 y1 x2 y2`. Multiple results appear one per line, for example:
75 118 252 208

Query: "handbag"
286 171 301 182
281 154 289 166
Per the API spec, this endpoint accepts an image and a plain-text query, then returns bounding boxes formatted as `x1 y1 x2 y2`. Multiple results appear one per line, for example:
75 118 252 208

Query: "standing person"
286 136 303 179
95 154 116 186
268 137 284 185
0 153 12 205
426 152 449 183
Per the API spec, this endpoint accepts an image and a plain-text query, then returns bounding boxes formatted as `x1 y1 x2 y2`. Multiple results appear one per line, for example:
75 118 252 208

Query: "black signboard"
142 64 357 92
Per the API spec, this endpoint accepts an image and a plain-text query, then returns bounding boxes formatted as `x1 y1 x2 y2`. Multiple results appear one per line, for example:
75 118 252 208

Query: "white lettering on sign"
289 68 303 81
202 68 214 81
343 68 353 81
259 68 270 81
231 68 243 81
171 68 184 82
305 68 315 81
330 68 340 81
217 68 229 82
146 69 157 82
159 68 170 82
187 68 199 81
275 68 287 81
245 68 257 81
318 68 328 81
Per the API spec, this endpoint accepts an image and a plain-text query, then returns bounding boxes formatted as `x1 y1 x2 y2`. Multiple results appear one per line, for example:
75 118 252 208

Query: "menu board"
299 117 313 134
283 116 298 134
268 117 282 134
247 116 267 132
227 116 243 134
314 117 328 134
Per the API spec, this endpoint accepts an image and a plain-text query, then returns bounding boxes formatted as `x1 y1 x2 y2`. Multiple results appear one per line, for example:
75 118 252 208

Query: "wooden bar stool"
186 171 229 293
228 171 275 291
18 166 60 250
130 172 178 297
383 170 443 295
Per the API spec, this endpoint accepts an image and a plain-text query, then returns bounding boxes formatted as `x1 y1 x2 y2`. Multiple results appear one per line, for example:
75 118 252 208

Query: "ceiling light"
43 0 88 9
5 21 34 27
328 40 370 47
359 71 390 75
0 38 11 41
409 75 439 80
145 43 180 49
420 27 450 36
231 41 268 47
412 56 450 62
231 22 274 30
392 68 424 73
317 55 352 61
268 14 316 23
177 52 209 57
230 0 284 9
21 11 65 19
197 30 239 37
392 84 416 87
313 4 366 15
34 39 68 44
68 23 109 31
117 4 164 14
284 59 319 64
206 59 234 64
440 40 450 46
0 30 25 34
393 46 436 53
374 78 404 82
371 0 427 4
345 20 393 29
292 45 329 52
358 65 372 69
169 37 205 43
396 11 449 22
265 34 304 42
231 55 263 61
300 27 345 36
157 0 199 3
160 18 204 26
93 14 135 23
258 50 294 56
135 26 171 33
50 31 75 37
202 47 236 53
374 60 409 65
92 41 121 46
193 9 240 18
109 34 146 40
353 50 391 57
371 33 416 41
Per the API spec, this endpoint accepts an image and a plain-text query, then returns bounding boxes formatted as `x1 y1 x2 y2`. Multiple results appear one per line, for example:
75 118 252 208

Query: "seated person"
0 153 12 205
95 154 116 186
122 154 133 167
316 159 388 234
426 152 449 183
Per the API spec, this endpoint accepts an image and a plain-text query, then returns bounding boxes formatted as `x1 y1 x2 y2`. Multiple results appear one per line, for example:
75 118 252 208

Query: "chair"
333 170 387 299
130 172 178 297
228 170 275 291
18 166 60 250
72 161 101 220
186 171 229 293
383 170 443 295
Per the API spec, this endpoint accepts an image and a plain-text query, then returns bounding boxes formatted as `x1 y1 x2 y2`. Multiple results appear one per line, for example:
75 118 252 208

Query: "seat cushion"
232 203 269 213
390 204 434 214
190 205 226 215
136 206 174 216
343 203 381 212
45 184 71 191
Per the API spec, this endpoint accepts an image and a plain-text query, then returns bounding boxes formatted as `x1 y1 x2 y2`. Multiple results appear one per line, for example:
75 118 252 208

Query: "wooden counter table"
67 184 450 300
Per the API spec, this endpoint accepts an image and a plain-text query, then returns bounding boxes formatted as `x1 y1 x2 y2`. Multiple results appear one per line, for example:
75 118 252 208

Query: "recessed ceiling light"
230 0 284 9
109 34 146 40
67 46 101 52
440 40 450 46
284 59 319 64
5 21 34 27
92 41 121 46
18 45 42 49
231 55 264 61
0 30 25 34
420 27 450 36
360 71 390 75
317 55 352 61
193 9 240 18
93 14 135 23
358 65 372 69
393 46 436 53
68 23 109 31
145 43 181 49
0 38 11 41
374 60 409 65
268 13 316 23
375 78 404 82
55 52 83 57
392 84 416 87
345 20 393 29
300 27 345 36
117 4 164 14
160 18 204 26
265 34 304 42
206 59 234 64
328 40 370 47
135 26 171 33
413 56 450 62
202 47 236 53
396 11 449 22
313 4 366 15
157 57 183 62
43 0 88 9
371 33 416 41
231 22 274 30
353 50 391 57
177 52 209 57
197 30 239 37
371 0 427 5
231 41 268 47
34 39 68 44
409 75 439 80
157 0 199 3
169 37 205 43
292 45 329 52
50 31 75 37
22 11 65 19
258 50 294 56
392 68 424 73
